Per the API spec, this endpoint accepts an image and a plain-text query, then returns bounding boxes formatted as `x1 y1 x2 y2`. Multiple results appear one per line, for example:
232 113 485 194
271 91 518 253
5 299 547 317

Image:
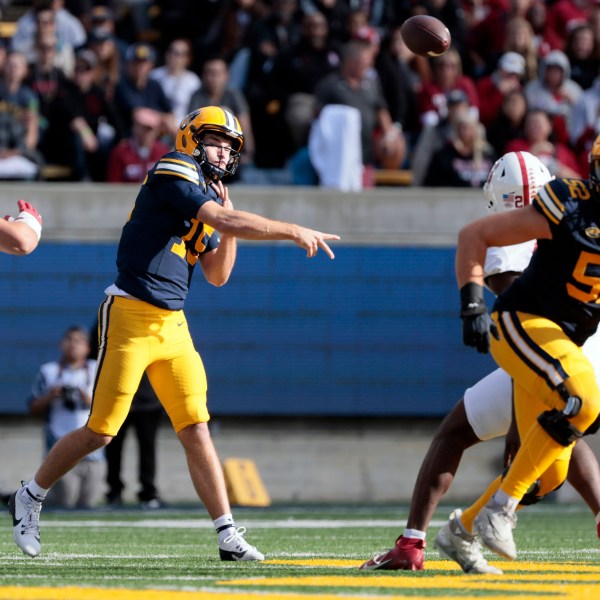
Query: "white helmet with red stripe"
484 151 553 213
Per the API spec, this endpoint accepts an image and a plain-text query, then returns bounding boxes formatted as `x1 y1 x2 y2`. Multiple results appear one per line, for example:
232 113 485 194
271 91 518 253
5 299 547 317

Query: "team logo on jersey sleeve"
585 227 600 239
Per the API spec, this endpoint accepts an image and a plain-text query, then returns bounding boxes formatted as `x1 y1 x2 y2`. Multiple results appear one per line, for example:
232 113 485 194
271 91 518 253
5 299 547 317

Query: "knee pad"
537 394 583 446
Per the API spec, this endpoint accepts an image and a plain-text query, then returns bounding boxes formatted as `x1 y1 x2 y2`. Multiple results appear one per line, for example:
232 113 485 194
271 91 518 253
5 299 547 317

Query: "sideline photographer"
29 325 105 509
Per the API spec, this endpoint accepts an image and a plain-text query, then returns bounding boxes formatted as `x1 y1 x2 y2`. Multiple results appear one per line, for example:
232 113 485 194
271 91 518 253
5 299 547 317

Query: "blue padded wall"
0 243 495 416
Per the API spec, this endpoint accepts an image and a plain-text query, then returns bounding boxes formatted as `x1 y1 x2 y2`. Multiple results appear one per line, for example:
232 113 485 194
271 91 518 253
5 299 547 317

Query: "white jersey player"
360 151 600 573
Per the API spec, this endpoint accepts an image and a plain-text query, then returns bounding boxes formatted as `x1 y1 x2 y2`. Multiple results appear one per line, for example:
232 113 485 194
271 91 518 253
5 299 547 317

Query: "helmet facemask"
194 133 242 182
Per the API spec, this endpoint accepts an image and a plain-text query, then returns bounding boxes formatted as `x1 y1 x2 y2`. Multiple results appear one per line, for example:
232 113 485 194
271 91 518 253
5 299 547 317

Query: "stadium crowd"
0 0 599 187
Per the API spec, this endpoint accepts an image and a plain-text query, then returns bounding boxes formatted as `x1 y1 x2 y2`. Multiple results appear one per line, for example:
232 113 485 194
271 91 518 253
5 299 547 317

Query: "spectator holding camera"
28 325 104 509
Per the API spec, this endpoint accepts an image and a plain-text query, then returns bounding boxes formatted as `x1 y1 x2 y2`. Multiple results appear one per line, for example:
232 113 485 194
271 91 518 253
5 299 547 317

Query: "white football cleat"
219 526 264 561
473 502 517 560
434 509 503 574
8 485 42 557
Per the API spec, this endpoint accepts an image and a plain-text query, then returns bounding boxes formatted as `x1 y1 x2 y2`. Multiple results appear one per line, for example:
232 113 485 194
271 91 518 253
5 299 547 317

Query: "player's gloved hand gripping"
4 199 43 241
459 282 499 353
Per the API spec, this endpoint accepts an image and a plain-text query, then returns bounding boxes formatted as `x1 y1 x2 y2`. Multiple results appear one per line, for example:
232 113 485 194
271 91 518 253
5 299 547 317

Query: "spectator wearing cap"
11 0 86 59
106 107 170 183
476 52 525 129
524 49 583 145
411 88 472 186
114 42 176 140
87 26 122 100
352 25 380 69
417 49 479 128
86 5 129 62
149 39 201 124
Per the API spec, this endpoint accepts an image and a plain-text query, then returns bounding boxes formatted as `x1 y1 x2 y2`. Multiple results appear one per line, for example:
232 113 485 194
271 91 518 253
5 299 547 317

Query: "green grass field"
1 503 599 599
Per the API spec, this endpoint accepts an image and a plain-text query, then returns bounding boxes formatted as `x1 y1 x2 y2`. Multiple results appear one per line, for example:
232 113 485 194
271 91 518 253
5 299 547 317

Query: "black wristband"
460 282 486 317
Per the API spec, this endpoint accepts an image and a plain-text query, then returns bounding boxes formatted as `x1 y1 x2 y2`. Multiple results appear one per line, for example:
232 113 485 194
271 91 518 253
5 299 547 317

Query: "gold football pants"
88 295 210 436
490 311 600 500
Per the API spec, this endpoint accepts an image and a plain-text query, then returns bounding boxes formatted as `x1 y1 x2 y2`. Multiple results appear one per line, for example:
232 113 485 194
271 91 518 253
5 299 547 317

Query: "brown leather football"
400 15 451 57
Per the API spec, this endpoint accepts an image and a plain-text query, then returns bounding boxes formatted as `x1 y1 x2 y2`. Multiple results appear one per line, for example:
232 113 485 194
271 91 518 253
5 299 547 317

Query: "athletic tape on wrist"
15 211 42 240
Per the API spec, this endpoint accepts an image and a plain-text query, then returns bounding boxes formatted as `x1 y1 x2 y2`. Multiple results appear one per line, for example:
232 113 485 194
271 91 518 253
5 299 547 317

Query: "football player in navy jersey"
0 199 42 255
439 134 600 566
361 152 600 574
8 106 339 561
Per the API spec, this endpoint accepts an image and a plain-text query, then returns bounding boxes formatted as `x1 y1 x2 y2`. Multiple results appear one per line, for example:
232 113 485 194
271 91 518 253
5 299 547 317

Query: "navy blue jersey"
495 178 600 345
114 151 221 310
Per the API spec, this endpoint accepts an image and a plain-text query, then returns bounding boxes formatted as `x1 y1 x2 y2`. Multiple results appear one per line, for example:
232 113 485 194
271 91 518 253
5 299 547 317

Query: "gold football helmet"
591 133 600 193
176 106 244 181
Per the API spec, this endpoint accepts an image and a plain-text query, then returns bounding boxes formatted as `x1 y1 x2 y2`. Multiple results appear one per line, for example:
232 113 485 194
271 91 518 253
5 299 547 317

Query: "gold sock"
459 475 502 534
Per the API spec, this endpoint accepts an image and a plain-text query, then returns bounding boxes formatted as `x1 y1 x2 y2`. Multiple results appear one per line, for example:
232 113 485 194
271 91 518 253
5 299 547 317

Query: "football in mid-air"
400 15 451 57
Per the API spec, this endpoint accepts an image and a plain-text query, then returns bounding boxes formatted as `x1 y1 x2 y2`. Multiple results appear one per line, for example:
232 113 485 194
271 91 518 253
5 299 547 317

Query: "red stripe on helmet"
515 151 530 205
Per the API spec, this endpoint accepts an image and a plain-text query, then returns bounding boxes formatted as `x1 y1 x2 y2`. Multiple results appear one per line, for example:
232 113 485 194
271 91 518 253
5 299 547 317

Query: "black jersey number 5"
568 251 600 303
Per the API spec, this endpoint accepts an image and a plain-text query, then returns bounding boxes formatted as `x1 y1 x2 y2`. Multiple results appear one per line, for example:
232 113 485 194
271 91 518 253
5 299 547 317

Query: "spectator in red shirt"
106 108 170 183
476 52 525 128
544 0 592 50
506 108 584 177
418 49 479 128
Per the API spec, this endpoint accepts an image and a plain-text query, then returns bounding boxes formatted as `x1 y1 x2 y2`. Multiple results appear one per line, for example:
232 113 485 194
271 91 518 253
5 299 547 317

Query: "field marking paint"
1 560 599 599
39 519 415 529
0 587 395 600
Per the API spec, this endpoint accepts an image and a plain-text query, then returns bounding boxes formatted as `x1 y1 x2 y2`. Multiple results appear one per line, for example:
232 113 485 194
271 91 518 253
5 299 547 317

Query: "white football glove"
4 199 42 241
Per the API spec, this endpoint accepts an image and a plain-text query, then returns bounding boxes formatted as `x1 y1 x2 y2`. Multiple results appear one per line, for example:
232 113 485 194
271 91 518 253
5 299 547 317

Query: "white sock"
403 528 426 540
491 490 519 513
25 479 48 501
214 513 235 544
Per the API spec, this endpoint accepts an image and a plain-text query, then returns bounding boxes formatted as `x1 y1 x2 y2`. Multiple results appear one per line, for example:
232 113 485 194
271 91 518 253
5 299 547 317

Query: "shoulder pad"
152 151 200 185
534 178 569 225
